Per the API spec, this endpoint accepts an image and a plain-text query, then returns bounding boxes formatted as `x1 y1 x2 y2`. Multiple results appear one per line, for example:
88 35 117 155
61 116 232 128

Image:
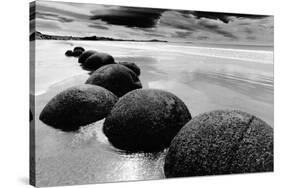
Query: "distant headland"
30 31 168 43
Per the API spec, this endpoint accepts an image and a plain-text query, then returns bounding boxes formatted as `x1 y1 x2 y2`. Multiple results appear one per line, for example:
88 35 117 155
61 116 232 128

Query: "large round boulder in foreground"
164 110 273 177
39 85 118 132
118 62 141 76
103 89 192 152
81 52 115 71
86 64 142 97
78 50 96 63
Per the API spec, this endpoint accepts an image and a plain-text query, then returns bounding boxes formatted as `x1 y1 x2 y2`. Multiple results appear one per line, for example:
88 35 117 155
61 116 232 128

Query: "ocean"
32 40 273 186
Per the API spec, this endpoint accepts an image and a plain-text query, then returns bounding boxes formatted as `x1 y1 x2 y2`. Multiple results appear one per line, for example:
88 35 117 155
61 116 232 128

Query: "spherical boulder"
65 50 73 56
39 85 118 132
78 50 97 64
81 52 115 71
73 46 85 52
86 64 142 97
118 62 141 76
164 110 273 177
103 89 192 152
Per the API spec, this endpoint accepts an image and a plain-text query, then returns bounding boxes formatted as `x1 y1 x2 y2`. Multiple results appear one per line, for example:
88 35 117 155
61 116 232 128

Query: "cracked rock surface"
164 110 273 177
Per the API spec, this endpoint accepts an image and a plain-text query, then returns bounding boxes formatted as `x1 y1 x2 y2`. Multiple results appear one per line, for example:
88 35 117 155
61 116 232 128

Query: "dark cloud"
90 7 166 28
88 24 109 30
36 12 74 23
181 11 269 23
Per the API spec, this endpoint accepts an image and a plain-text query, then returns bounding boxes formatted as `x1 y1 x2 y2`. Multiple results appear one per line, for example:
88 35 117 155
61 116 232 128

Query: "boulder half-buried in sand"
103 89 192 152
164 110 273 177
86 64 142 97
39 85 118 132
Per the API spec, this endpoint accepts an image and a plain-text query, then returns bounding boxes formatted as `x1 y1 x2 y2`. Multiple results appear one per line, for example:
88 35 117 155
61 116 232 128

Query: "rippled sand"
32 40 273 186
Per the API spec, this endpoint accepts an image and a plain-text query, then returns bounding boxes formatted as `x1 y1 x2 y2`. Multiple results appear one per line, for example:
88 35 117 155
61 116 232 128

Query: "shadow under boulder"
103 89 192 152
39 85 118 132
86 64 142 97
164 110 273 177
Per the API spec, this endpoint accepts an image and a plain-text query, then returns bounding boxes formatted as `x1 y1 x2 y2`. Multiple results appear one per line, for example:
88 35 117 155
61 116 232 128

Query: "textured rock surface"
39 85 118 131
86 64 142 97
119 62 141 76
78 50 96 63
103 89 192 152
164 110 273 177
81 52 115 71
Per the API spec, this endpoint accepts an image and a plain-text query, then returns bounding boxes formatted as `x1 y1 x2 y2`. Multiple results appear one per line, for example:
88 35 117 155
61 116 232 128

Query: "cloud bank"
32 1 273 45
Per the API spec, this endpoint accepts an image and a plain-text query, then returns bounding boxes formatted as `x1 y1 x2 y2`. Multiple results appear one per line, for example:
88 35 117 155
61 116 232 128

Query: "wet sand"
32 40 273 186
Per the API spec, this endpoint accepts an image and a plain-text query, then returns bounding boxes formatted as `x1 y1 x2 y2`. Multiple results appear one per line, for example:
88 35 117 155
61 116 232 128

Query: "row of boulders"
38 46 273 178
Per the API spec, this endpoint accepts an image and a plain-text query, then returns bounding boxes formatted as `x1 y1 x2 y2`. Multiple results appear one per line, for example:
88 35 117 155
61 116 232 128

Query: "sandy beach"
32 40 273 186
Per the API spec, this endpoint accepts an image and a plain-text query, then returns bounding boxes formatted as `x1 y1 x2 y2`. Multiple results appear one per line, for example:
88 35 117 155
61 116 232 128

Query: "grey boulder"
78 50 96 63
118 62 141 76
81 52 115 71
103 89 192 152
164 110 273 177
39 85 118 131
86 64 142 97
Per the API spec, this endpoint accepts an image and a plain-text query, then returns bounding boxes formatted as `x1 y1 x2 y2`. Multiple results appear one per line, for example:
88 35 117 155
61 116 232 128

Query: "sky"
30 0 274 45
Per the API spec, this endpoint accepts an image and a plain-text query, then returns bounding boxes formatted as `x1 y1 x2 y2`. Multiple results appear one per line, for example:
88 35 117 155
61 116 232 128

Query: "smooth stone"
164 110 273 177
65 50 73 57
118 62 141 76
81 52 115 71
39 85 118 132
73 46 85 52
103 89 192 152
86 64 142 97
78 50 97 63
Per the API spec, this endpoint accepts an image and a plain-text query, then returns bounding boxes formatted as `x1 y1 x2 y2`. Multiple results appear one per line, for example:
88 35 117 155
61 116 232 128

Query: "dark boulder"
65 50 73 57
78 50 96 64
72 49 84 57
39 85 118 132
81 52 115 71
164 110 273 177
73 46 85 52
103 89 192 152
118 62 141 76
86 64 142 97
